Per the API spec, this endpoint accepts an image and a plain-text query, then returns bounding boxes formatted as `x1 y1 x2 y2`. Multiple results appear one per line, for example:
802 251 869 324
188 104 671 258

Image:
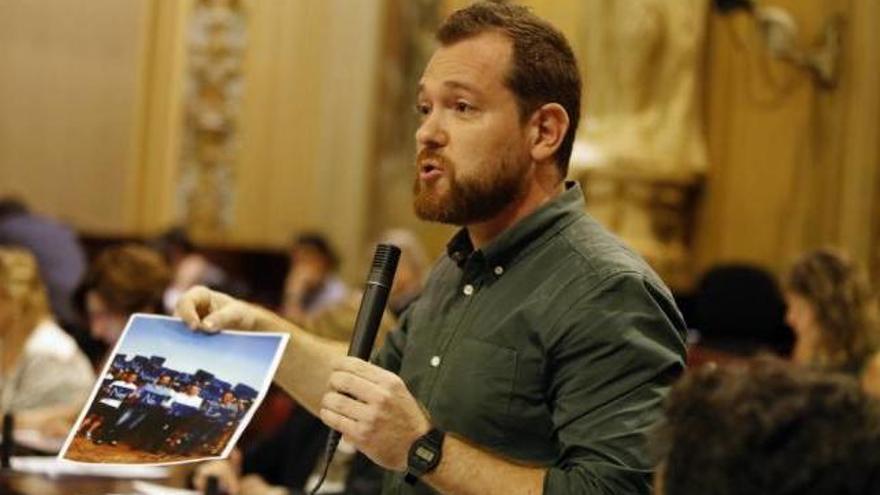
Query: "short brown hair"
437 1 582 177
785 248 880 368
76 244 171 316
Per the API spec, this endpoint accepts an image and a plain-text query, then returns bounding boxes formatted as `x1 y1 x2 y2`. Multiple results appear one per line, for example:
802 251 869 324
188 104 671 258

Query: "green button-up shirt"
374 182 687 494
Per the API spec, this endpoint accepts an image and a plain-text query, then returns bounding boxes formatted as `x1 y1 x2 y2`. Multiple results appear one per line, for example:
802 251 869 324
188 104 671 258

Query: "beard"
412 148 530 225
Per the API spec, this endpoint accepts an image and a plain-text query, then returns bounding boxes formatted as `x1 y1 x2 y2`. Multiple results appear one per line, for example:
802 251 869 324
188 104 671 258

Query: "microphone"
310 243 401 495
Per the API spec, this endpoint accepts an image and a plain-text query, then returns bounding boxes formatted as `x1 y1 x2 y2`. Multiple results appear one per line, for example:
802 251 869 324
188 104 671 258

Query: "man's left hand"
319 357 431 471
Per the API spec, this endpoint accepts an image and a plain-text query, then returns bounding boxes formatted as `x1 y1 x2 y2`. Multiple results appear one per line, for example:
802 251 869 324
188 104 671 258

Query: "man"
79 371 139 441
178 3 686 494
652 357 880 494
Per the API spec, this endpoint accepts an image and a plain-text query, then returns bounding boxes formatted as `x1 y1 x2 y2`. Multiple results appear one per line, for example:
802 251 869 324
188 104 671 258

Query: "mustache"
416 149 452 169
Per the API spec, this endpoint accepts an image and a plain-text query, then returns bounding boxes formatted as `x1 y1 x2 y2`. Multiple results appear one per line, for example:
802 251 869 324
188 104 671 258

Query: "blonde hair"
785 248 880 369
0 248 51 373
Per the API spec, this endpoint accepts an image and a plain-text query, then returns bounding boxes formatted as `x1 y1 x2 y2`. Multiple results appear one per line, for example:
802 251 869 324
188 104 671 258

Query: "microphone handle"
347 281 391 359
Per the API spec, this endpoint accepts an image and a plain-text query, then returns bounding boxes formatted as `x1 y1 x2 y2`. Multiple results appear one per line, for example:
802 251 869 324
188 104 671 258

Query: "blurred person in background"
0 247 94 437
151 226 247 313
280 233 349 324
375 229 430 318
652 356 880 495
0 197 89 346
783 248 880 395
74 243 171 359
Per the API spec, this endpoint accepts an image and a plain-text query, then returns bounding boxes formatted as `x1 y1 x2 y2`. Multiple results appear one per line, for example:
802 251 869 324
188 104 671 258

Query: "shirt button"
430 356 441 367
463 284 474 296
493 266 504 276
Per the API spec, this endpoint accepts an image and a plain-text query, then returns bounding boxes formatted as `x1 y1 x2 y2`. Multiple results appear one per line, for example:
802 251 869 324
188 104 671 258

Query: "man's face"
414 31 532 225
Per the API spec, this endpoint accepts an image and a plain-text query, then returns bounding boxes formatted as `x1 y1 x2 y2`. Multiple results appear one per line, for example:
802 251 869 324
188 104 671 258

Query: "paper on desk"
133 480 200 495
6 428 66 453
11 456 168 479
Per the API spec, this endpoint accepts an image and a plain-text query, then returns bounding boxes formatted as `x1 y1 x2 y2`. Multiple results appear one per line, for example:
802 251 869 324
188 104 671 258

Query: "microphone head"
367 243 401 288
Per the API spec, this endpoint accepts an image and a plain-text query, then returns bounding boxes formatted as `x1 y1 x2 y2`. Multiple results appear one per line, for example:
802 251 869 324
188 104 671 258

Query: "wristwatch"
404 427 445 485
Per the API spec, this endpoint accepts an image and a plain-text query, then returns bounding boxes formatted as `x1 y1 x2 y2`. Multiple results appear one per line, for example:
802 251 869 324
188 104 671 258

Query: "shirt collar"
445 181 586 270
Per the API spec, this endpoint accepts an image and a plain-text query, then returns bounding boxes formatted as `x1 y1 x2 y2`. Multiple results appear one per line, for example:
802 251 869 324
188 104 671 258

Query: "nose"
415 110 448 149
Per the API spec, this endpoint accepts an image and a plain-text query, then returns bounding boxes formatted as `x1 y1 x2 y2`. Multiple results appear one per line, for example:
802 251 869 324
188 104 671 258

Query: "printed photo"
59 314 288 465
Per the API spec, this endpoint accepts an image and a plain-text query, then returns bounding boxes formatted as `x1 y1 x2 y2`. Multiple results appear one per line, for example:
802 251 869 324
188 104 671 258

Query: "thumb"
203 302 256 332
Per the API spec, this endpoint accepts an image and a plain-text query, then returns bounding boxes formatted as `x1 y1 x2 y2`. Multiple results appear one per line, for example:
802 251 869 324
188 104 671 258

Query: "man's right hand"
175 285 260 332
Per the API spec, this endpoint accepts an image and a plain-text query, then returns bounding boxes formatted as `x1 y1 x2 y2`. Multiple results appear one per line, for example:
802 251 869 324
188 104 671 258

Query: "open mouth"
419 161 444 180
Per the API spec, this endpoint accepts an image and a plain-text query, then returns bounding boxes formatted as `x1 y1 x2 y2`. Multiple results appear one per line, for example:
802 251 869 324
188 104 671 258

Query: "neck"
467 172 564 249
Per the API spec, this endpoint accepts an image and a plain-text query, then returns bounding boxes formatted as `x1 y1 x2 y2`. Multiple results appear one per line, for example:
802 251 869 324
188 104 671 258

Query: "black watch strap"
404 428 445 485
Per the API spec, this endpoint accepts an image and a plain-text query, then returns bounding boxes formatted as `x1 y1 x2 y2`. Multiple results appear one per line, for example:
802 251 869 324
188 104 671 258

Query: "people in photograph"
74 243 171 357
78 370 139 441
783 248 880 395
158 383 206 455
279 233 349 324
651 357 880 495
0 247 95 437
196 390 243 455
101 374 175 448
180 3 687 493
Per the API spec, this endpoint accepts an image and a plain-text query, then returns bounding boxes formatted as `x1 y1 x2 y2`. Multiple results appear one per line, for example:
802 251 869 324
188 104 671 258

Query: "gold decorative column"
178 0 246 242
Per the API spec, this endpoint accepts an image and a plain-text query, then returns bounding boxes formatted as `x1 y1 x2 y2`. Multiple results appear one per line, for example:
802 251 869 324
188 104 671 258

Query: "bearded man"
178 3 686 494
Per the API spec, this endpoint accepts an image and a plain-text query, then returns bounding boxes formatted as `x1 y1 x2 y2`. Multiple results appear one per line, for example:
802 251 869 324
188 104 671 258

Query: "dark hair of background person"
785 248 880 369
0 197 29 219
688 264 794 356
73 243 171 316
436 1 582 177
149 226 196 262
652 357 880 495
290 232 341 272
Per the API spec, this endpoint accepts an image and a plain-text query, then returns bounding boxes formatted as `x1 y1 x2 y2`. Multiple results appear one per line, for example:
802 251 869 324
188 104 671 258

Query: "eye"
415 102 431 117
455 101 473 113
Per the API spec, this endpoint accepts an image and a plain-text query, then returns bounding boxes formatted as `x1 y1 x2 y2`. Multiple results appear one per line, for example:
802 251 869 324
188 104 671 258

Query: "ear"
527 103 570 164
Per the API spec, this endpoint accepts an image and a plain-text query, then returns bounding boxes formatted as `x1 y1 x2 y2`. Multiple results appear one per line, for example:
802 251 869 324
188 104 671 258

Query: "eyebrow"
417 80 481 96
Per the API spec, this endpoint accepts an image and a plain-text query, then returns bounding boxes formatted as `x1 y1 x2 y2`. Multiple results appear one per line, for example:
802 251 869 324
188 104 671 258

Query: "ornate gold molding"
178 0 246 241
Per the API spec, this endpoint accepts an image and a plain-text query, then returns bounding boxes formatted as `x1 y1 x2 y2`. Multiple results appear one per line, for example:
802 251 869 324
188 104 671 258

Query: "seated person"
151 226 247 312
653 356 880 494
783 248 880 395
0 247 95 437
280 233 349 324
100 374 175 449
74 243 171 356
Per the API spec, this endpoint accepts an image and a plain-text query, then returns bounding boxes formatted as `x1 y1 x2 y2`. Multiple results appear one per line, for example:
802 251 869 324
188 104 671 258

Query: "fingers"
319 407 361 440
321 390 372 422
327 369 388 405
175 286 256 333
203 301 256 332
333 356 399 386
175 286 212 329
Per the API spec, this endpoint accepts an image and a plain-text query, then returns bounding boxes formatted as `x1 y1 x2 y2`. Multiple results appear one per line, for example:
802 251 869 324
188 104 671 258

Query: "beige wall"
0 0 151 234
2 0 877 284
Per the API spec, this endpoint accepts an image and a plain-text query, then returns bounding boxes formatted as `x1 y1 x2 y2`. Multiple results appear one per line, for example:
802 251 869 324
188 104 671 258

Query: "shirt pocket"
432 337 518 450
